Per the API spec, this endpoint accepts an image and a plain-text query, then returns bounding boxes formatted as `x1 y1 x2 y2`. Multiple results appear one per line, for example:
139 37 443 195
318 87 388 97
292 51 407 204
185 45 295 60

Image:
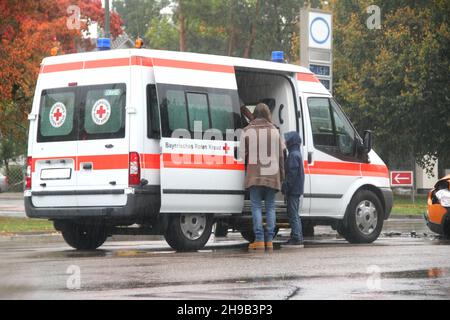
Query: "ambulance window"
82 84 126 140
308 97 357 159
308 97 334 147
187 92 210 132
166 90 189 132
209 93 234 133
37 89 76 142
330 99 356 156
147 84 160 139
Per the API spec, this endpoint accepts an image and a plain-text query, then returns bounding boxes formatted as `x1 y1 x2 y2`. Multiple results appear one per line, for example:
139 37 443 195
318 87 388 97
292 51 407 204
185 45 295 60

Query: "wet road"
0 220 449 300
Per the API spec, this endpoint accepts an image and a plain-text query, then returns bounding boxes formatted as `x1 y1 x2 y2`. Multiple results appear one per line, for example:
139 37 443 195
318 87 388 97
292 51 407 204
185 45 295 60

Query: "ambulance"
25 42 393 251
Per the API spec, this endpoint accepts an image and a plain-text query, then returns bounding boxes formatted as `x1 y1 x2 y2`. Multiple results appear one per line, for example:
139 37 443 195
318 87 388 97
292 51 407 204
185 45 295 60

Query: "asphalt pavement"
0 219 448 300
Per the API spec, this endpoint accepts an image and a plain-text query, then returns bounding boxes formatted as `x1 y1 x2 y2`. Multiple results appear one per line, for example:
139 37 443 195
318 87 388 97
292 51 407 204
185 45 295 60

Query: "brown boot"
265 242 273 250
248 241 265 250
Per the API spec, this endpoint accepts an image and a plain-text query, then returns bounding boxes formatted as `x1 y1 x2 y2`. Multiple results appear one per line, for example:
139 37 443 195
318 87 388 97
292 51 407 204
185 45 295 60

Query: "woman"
240 103 284 250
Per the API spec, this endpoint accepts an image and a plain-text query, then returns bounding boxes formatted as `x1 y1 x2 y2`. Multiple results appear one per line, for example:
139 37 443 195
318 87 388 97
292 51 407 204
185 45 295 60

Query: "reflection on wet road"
0 219 449 300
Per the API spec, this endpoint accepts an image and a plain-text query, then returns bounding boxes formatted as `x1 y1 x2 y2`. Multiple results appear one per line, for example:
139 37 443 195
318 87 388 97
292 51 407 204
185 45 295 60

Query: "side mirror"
363 130 373 153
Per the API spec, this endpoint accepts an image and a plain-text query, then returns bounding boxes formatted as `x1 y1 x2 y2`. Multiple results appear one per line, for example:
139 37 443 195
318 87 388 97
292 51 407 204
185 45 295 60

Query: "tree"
143 0 303 60
113 0 168 39
0 0 123 171
331 0 450 173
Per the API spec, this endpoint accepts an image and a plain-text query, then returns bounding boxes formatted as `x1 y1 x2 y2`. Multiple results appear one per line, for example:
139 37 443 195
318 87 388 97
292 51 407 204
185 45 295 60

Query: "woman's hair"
253 103 272 122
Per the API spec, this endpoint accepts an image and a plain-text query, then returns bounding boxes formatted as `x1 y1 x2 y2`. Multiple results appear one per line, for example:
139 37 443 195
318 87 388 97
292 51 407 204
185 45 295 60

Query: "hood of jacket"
284 131 301 152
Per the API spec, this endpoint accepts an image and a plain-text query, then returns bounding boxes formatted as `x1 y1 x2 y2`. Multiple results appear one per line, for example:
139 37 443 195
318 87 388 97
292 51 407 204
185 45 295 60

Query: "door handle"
82 163 93 170
279 104 285 124
308 152 313 165
105 144 114 149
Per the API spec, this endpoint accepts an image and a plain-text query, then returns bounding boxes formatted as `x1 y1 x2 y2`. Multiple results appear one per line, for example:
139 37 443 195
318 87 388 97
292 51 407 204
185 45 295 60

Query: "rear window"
37 83 126 142
38 88 76 142
81 84 126 140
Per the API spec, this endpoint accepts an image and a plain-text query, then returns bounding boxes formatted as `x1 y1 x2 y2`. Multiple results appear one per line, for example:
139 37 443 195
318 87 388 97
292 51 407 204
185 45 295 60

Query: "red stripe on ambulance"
40 56 234 74
297 72 321 83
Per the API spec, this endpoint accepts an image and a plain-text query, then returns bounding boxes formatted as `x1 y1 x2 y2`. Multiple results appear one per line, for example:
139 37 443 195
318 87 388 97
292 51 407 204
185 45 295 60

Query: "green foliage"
113 0 169 38
332 0 450 171
137 0 308 61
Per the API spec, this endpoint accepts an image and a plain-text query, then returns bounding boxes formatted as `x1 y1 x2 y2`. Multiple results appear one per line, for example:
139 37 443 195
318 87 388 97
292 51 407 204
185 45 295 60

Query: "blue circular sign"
310 17 330 45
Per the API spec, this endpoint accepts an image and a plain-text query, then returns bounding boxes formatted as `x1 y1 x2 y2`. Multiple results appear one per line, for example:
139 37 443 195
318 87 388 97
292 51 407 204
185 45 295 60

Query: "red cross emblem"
92 99 111 125
96 105 106 118
223 143 230 153
53 108 62 122
49 102 66 127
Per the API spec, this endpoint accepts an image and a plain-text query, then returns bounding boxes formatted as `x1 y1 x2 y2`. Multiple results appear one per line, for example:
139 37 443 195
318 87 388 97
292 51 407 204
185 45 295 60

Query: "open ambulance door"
152 57 245 214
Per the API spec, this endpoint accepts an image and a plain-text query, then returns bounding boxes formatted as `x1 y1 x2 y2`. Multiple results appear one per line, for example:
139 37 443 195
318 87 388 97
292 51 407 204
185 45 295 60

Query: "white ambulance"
25 46 393 251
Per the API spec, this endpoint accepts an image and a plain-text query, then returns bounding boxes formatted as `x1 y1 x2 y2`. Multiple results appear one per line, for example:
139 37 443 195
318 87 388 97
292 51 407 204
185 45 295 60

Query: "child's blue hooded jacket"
283 131 305 196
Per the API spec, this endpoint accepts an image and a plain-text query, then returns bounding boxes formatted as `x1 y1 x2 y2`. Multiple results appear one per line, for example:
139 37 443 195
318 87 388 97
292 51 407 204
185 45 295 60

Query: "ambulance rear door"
75 64 130 207
152 57 245 214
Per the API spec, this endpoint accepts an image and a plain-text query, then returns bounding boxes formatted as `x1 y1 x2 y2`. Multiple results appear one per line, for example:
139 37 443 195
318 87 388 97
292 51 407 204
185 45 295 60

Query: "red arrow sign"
390 171 413 186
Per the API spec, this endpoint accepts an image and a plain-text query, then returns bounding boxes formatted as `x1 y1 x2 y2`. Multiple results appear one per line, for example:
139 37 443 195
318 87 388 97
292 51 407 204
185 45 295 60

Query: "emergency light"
97 38 111 51
271 51 284 63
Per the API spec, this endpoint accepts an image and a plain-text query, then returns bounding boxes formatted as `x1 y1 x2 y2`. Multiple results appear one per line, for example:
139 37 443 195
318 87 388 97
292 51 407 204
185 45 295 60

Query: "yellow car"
425 174 450 238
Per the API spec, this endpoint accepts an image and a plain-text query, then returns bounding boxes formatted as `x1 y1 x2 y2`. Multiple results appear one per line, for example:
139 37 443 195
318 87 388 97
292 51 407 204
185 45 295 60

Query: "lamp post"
105 0 110 39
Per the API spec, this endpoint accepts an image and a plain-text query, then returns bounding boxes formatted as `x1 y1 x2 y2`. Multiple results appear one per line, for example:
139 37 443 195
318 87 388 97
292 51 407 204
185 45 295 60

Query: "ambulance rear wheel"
343 190 384 244
164 214 213 251
61 223 108 250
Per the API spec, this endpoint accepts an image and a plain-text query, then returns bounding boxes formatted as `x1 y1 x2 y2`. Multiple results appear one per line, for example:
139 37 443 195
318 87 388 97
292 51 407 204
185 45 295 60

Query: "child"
282 131 305 246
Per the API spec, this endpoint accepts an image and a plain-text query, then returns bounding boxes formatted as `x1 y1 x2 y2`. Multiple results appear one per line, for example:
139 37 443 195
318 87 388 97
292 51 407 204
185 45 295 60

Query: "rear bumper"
380 188 393 220
25 186 160 222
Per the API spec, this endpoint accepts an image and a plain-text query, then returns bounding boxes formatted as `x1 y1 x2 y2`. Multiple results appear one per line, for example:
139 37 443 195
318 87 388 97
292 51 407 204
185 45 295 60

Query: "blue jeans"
249 186 276 242
287 195 303 241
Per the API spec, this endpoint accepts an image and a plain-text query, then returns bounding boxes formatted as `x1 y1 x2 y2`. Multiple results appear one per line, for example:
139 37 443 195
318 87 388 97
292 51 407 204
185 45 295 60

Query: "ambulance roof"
42 48 310 74
41 49 330 95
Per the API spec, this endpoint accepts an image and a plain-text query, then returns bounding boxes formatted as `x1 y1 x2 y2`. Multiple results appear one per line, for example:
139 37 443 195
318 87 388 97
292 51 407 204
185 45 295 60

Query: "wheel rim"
180 214 207 240
355 200 378 235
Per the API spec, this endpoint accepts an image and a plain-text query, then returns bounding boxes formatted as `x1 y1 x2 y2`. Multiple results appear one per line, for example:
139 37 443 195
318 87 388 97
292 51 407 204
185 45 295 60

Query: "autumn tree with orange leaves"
0 0 122 171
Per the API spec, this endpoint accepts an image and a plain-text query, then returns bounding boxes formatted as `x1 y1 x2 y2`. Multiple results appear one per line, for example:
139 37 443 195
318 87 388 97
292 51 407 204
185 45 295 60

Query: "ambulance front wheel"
343 190 384 244
164 213 214 251
60 222 108 250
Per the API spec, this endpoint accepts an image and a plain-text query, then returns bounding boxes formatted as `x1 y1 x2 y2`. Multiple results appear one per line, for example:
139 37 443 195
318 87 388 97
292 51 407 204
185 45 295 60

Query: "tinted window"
147 84 160 139
82 84 125 139
38 88 76 142
307 97 356 159
158 84 240 139
37 83 126 142
210 93 234 133
330 99 356 156
166 89 188 132
187 92 210 131
308 97 334 147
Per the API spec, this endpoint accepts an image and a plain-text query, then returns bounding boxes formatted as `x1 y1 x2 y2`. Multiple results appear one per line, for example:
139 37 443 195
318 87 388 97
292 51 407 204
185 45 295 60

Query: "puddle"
381 268 449 279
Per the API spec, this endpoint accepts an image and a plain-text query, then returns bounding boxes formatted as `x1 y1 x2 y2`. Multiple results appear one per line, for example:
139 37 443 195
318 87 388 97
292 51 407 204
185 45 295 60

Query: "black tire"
164 214 213 251
214 221 229 237
61 223 108 250
240 227 279 243
443 218 450 240
343 190 384 244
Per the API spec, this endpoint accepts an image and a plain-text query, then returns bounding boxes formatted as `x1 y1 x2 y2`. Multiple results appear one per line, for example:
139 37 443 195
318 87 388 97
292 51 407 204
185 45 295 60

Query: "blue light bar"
97 38 111 51
271 51 284 63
